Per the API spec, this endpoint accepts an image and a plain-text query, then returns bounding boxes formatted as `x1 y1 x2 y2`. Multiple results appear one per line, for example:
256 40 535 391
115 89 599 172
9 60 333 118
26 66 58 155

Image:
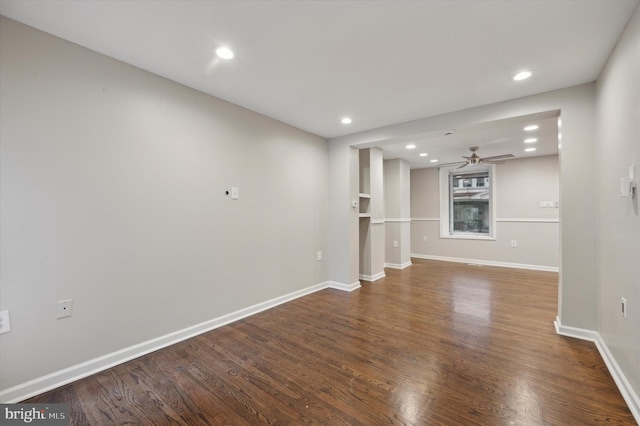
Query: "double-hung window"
439 165 496 239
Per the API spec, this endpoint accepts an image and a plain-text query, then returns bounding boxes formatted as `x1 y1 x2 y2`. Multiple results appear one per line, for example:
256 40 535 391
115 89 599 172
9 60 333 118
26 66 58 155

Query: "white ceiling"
380 111 560 169
1 0 637 166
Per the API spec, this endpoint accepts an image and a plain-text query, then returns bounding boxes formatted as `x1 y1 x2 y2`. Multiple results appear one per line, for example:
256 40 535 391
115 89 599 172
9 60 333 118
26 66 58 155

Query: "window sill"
439 234 496 241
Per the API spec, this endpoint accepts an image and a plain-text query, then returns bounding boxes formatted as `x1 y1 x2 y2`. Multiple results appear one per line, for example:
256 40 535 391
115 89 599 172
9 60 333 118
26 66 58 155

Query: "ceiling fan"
456 146 515 169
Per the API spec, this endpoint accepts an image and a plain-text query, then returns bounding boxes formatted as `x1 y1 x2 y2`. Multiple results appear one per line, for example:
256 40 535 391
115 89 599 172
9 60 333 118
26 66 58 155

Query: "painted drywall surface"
384 160 401 266
350 147 361 283
370 223 386 276
411 221 559 268
595 2 640 401
359 218 372 275
358 149 372 277
0 18 329 390
410 167 439 219
384 160 402 217
383 159 411 219
410 155 559 268
329 143 351 285
330 83 596 330
358 147 386 279
495 155 559 219
370 148 385 220
369 148 385 278
555 87 597 330
384 159 411 266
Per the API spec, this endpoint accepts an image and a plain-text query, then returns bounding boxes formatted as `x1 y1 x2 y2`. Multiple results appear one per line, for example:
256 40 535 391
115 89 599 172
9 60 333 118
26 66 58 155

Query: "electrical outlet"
0 310 11 334
57 299 73 319
621 297 627 319
393 240 399 248
423 235 428 242
511 240 517 248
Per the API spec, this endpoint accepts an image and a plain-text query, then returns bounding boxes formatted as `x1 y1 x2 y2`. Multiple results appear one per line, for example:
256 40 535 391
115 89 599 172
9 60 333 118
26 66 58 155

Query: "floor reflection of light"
452 279 492 322
510 375 542 424
397 385 422 421
395 361 440 422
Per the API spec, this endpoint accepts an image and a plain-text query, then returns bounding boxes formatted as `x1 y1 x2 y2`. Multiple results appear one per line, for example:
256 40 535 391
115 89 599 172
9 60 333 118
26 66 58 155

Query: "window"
439 165 495 239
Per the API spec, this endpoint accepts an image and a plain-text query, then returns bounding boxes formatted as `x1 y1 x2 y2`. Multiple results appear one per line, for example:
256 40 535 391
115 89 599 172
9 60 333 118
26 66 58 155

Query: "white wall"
383 159 411 268
0 17 329 393
595 2 640 405
410 155 559 269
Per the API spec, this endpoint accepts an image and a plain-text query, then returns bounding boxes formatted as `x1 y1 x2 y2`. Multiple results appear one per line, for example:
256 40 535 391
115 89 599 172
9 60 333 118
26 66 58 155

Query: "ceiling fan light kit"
456 147 515 169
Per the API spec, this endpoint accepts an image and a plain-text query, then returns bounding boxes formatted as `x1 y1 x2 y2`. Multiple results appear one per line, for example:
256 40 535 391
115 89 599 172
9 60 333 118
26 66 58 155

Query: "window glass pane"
449 170 490 235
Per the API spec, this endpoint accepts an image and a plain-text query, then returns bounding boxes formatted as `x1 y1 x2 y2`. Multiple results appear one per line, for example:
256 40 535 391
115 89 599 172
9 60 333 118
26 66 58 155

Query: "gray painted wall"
383 159 411 267
358 148 385 280
595 3 640 402
330 84 596 331
410 155 559 269
0 18 329 390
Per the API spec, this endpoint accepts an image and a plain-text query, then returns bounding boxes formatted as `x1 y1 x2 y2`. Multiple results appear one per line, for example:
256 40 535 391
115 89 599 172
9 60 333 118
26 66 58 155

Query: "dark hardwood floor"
26 259 635 425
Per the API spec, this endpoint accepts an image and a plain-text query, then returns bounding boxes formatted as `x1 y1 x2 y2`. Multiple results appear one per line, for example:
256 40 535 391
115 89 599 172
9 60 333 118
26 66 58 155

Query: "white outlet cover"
57 299 73 319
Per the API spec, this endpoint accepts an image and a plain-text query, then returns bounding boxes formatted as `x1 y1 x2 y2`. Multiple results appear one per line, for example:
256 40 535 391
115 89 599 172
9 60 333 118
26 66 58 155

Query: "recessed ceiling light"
419 153 428 157
524 138 538 143
215 46 235 59
340 117 352 124
513 70 532 81
406 144 416 149
430 159 438 163
525 147 536 152
524 125 539 131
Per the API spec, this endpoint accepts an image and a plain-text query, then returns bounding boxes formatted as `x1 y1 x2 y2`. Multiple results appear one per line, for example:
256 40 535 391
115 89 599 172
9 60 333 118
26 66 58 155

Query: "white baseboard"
327 281 362 292
0 281 334 404
359 271 386 282
554 317 640 423
384 261 412 269
411 253 558 272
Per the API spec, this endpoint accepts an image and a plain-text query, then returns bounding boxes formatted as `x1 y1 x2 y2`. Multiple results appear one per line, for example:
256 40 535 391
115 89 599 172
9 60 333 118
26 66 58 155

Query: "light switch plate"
0 310 11 334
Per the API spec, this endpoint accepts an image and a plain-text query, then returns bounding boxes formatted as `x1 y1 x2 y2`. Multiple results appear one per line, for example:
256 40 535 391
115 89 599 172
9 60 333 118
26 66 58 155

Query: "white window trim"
438 164 496 240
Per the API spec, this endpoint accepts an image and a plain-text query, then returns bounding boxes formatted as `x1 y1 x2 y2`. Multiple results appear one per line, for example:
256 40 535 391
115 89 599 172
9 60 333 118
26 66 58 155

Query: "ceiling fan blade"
483 160 506 164
482 154 515 161
461 156 472 160
437 161 465 167
456 163 468 169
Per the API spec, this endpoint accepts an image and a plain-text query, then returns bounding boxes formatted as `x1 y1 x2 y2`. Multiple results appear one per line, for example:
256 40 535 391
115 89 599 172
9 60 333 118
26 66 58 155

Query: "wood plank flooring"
25 259 636 425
